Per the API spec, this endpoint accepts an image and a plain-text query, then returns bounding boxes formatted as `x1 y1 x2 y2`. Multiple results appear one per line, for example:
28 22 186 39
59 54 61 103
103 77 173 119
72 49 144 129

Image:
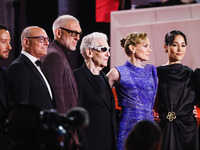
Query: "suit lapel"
54 41 78 100
0 68 7 110
20 54 51 98
63 59 78 99
101 72 116 114
82 64 111 111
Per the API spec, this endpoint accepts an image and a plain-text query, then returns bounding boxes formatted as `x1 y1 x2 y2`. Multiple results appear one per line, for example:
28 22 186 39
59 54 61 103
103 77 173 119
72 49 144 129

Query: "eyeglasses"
27 36 50 43
59 27 82 37
90 46 110 53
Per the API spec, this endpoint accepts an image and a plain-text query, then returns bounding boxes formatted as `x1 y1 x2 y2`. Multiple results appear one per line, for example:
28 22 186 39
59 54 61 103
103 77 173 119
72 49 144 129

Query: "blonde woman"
107 32 158 150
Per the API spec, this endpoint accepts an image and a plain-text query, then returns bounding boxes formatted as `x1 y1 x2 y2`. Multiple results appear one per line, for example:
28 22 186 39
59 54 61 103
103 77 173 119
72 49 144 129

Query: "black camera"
6 104 89 150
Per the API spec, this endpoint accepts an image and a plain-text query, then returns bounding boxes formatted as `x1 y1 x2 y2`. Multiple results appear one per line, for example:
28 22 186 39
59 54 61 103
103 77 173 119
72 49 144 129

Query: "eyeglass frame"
59 27 82 37
90 46 110 53
26 36 50 43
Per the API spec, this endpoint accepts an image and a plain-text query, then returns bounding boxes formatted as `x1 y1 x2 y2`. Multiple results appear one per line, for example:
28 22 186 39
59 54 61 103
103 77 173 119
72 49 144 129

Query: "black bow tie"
35 60 42 67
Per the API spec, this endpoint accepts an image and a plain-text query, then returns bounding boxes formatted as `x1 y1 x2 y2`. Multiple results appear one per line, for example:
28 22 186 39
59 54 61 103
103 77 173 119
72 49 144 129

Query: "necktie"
35 60 42 67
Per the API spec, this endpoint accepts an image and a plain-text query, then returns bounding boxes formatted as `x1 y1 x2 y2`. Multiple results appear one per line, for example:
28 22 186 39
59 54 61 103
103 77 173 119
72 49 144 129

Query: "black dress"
156 64 199 150
194 68 200 150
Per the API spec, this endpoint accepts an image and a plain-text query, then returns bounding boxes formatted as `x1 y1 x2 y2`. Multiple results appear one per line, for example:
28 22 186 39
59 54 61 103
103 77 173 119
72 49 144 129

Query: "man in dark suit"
41 15 81 114
73 32 116 150
0 24 12 150
8 26 54 110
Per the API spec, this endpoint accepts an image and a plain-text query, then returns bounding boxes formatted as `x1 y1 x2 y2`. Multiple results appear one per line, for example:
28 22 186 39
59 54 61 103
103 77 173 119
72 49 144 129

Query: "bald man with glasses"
41 15 82 114
8 26 54 110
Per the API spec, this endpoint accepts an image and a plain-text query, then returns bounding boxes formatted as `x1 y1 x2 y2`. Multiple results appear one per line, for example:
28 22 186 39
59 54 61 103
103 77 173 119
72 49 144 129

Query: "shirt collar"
54 40 71 63
21 50 38 64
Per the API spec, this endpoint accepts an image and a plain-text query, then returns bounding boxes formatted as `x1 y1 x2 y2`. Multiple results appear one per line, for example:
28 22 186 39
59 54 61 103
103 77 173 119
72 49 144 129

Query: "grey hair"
80 32 108 56
20 26 40 47
52 15 79 36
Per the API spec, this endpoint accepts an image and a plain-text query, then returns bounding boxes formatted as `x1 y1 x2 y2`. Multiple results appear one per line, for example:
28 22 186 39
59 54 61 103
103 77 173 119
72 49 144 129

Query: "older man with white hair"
74 32 116 150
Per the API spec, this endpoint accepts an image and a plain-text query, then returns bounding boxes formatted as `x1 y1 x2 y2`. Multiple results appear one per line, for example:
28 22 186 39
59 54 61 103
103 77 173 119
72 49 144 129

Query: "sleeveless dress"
156 64 199 150
115 61 158 150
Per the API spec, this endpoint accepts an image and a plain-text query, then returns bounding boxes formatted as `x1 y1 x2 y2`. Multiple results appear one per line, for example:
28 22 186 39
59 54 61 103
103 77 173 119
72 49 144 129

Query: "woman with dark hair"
155 30 199 150
107 32 157 150
124 120 162 150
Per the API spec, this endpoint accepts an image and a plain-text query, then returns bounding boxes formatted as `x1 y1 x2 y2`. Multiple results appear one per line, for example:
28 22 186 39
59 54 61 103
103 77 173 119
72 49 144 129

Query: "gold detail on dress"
166 111 176 121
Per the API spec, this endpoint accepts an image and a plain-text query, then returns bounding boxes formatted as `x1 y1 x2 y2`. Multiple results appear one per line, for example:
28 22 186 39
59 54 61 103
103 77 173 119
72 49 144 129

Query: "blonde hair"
120 32 147 56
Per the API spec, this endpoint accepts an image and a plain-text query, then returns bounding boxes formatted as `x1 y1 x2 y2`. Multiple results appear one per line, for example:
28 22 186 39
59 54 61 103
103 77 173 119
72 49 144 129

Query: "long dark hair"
165 30 187 46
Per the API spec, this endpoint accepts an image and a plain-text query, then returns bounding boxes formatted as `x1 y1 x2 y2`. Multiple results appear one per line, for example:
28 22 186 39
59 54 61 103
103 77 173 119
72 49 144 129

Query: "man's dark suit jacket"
8 54 53 110
73 63 116 150
0 67 10 121
41 40 78 114
0 67 12 150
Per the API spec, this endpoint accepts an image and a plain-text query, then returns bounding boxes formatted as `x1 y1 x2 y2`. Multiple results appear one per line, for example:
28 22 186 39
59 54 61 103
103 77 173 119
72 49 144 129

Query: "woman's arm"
106 68 120 88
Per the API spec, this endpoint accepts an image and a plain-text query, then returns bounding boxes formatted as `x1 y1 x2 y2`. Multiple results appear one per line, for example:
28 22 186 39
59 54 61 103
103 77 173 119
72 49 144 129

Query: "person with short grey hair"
80 32 108 59
41 15 82 114
74 32 116 150
52 15 79 37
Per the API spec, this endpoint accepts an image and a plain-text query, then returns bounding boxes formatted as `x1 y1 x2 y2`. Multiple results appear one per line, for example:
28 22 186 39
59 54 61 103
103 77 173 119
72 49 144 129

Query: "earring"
132 51 135 54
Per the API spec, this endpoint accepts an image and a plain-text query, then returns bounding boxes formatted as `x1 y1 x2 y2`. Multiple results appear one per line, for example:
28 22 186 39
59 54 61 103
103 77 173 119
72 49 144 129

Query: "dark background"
0 0 196 72
0 0 111 73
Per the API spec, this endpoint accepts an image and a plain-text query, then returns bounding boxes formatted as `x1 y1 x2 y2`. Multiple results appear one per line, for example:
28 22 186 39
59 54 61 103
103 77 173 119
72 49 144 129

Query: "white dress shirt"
21 50 53 99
